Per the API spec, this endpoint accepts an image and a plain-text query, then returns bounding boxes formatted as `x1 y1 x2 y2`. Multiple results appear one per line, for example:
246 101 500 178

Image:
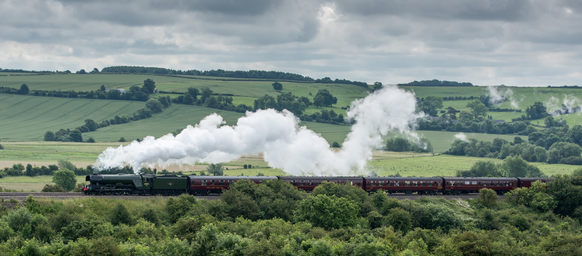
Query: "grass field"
368 152 579 177
1 73 368 111
0 94 145 141
0 175 86 192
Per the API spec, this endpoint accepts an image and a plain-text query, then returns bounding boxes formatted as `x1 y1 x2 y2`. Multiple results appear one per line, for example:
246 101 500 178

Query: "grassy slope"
0 94 144 141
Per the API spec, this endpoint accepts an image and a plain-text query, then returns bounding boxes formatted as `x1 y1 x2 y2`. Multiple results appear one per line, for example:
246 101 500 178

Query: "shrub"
41 184 65 192
478 188 498 208
110 203 134 226
294 194 358 230
384 207 412 233
52 169 76 191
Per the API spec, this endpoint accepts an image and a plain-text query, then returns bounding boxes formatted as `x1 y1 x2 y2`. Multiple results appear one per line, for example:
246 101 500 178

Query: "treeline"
458 157 543 177
174 87 345 124
447 125 582 165
385 137 433 153
0 79 157 102
3 175 582 254
399 79 474 87
0 161 92 178
44 97 171 142
100 66 369 87
172 87 252 113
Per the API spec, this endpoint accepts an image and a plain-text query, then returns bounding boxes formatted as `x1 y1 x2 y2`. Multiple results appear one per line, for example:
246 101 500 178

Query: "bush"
41 184 65 192
478 188 498 208
0 144 3 150
294 194 358 230
384 207 412 233
110 203 134 226
52 169 76 191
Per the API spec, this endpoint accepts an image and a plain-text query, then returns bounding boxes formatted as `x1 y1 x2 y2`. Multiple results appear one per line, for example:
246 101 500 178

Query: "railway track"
0 192 492 202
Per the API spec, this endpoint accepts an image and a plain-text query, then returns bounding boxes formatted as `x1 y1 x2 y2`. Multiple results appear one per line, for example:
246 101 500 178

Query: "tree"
200 88 213 103
207 164 223 176
502 156 542 177
313 89 337 107
143 79 156 94
76 69 87 74
110 203 134 225
52 169 76 191
254 95 277 110
526 102 548 120
418 96 443 116
145 99 163 113
187 87 199 98
548 142 582 164
69 129 83 142
18 84 29 94
478 188 498 208
272 82 283 91
293 194 358 230
568 125 582 146
84 119 98 132
466 100 487 120
90 68 100 73
44 131 56 141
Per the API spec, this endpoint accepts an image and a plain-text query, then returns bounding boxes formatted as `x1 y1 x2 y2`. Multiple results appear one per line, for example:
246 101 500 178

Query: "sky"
1 0 582 86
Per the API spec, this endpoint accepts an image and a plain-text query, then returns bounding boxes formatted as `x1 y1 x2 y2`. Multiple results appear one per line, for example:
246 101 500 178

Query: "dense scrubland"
1 177 582 255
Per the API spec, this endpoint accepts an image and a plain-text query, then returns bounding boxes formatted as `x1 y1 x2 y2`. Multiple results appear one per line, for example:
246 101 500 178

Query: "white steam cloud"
454 133 469 142
487 86 518 108
546 95 582 116
94 86 422 176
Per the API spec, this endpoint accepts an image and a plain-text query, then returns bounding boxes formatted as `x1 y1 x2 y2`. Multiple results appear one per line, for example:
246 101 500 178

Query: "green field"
369 152 579 177
1 73 368 111
0 175 86 192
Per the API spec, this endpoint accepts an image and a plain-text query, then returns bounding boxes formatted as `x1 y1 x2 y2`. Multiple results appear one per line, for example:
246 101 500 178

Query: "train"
82 174 546 195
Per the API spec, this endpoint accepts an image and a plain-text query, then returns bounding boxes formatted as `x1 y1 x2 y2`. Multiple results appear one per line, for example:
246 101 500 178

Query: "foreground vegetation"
1 176 582 255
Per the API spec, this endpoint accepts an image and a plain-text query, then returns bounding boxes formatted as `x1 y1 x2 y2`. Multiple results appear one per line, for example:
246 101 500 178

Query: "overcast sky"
1 0 581 86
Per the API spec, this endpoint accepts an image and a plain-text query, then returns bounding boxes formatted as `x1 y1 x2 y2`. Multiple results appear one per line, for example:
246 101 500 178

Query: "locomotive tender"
83 174 545 195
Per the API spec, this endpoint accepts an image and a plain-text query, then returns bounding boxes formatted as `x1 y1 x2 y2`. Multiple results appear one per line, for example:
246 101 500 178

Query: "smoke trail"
546 95 582 116
454 133 469 142
94 86 422 176
487 86 518 108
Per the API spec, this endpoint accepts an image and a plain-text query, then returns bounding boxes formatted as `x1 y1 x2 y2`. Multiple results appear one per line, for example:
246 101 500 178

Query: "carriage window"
405 181 410 185
471 181 477 185
465 181 470 185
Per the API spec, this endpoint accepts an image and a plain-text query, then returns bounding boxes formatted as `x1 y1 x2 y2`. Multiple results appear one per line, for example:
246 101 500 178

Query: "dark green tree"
526 102 548 120
293 194 358 230
272 82 283 91
313 89 337 107
466 100 488 120
110 203 134 225
145 99 163 113
52 169 76 191
18 84 29 94
143 79 156 94
418 96 443 116
44 131 56 141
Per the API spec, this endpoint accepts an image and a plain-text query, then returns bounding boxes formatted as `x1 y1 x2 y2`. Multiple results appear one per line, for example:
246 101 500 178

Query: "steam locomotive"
83 174 545 195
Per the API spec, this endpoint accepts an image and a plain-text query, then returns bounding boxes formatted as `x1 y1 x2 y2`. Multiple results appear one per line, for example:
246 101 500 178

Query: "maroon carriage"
364 177 444 194
188 176 277 195
443 177 517 194
278 176 363 191
517 177 547 188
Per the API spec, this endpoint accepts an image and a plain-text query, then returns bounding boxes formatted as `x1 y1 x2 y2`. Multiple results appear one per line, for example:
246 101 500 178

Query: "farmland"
0 94 144 141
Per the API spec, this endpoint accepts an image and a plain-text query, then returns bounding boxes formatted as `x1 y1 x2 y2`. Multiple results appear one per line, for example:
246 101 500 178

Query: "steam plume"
94 86 421 176
454 133 469 142
546 95 582 116
487 86 518 108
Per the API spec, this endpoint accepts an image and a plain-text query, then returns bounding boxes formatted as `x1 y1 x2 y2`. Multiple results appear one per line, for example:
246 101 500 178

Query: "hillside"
0 94 144 141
